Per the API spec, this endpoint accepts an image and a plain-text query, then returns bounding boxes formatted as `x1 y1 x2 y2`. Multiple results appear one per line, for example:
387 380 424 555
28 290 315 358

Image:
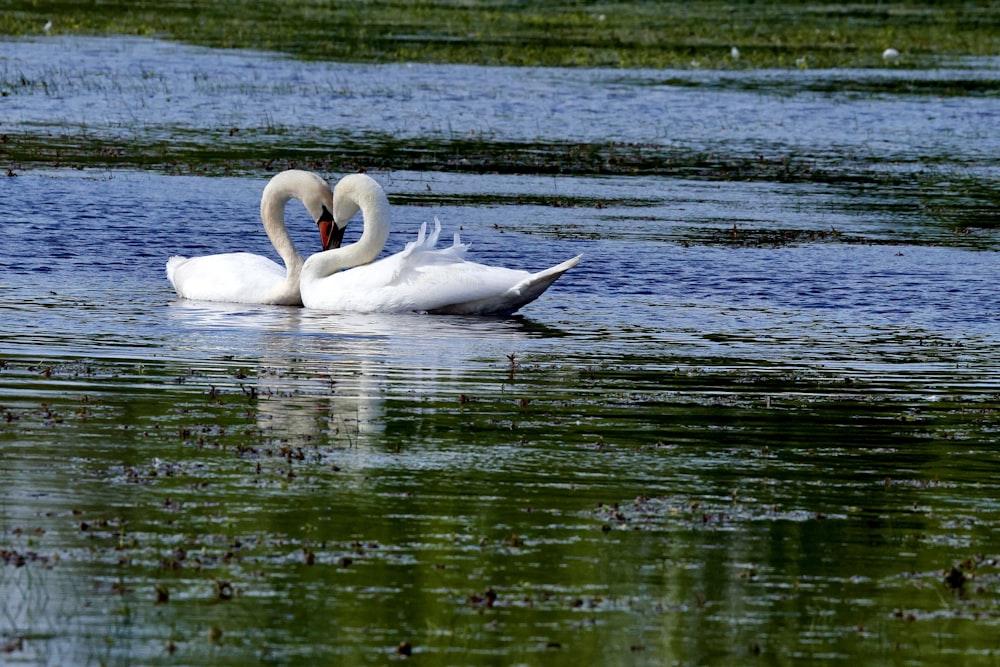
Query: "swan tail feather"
512 254 583 294
504 253 583 304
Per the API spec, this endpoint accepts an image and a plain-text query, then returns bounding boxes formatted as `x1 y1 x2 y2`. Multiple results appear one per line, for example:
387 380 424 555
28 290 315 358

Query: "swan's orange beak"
317 206 346 251
319 220 346 251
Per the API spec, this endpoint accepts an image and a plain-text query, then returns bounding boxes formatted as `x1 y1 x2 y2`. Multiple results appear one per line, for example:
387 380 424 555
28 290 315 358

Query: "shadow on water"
0 38 999 667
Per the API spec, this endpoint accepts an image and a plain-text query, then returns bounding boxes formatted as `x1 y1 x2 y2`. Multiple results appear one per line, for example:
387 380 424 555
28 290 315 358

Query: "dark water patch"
649 74 1000 97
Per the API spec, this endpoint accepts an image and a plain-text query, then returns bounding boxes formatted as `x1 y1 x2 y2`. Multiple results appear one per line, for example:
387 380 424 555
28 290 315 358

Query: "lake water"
1 36 999 666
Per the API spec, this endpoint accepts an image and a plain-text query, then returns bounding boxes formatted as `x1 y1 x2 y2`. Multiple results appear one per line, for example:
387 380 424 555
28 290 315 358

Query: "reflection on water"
165 301 557 447
1 38 999 667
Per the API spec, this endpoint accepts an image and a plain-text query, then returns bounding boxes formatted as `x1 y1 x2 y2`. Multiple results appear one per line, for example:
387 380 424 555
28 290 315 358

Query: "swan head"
321 188 357 251
261 169 338 252
322 173 390 251
291 172 338 252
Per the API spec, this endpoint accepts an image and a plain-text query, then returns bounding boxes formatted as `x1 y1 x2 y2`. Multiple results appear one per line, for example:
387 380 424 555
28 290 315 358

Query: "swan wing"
395 218 466 259
306 245 465 307
370 253 583 315
305 248 581 315
301 210 581 315
166 252 293 304
429 254 583 316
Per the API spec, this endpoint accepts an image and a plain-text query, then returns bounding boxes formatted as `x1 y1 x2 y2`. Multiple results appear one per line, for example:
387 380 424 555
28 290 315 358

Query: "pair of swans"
167 171 582 316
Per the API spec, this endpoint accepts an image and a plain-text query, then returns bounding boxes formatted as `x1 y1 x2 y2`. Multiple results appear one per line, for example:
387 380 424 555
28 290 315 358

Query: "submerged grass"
0 129 947 183
1 0 998 69
650 73 1000 97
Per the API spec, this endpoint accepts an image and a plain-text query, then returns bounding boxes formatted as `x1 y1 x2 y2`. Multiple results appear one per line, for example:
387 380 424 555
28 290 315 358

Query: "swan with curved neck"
166 170 335 306
300 173 582 315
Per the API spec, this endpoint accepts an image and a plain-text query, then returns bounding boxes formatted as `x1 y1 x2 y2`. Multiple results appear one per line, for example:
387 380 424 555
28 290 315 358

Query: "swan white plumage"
299 173 582 315
166 170 336 306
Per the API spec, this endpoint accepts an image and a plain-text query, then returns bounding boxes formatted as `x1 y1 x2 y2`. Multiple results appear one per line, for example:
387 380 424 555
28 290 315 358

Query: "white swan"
299 173 582 316
166 170 338 306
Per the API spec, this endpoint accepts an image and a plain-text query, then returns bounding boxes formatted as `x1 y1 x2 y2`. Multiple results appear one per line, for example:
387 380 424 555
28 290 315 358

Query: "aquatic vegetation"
1 0 998 69
3 128 995 249
3 347 1000 664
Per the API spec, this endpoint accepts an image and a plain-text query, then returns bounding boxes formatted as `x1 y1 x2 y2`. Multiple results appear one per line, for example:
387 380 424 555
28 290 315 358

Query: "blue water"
1 168 996 364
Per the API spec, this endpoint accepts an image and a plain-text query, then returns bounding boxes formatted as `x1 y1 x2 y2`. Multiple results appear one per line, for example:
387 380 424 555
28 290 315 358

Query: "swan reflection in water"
166 300 564 448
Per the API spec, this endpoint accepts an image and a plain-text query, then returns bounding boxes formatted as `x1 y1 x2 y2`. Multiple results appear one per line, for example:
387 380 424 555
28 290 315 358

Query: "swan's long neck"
306 177 391 278
259 175 307 277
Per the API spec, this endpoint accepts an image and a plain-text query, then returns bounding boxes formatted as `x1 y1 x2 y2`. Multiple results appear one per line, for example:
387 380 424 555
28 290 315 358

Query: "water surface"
1 37 1000 666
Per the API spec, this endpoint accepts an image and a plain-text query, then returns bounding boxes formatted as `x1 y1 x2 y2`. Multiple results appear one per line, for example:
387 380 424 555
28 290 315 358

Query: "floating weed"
5 132 848 181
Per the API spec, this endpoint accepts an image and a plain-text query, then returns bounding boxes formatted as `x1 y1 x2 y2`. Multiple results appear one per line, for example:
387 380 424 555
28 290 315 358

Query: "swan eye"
318 206 334 224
